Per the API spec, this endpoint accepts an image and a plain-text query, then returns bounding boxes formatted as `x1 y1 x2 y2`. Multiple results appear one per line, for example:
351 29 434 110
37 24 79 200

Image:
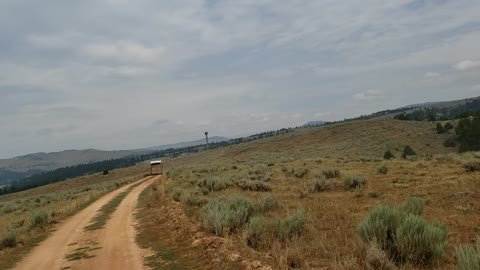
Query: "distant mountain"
303 121 326 127
147 136 230 151
0 149 147 183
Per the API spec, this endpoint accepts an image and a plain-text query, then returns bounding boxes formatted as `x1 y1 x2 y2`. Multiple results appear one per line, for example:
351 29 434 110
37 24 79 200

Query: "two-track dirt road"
14 176 157 270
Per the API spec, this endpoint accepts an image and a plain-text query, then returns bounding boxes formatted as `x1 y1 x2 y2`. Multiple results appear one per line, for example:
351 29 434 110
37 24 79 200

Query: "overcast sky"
1 0 480 158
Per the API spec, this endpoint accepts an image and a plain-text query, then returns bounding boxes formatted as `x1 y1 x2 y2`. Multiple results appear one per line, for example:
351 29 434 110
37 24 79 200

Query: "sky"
1 0 480 158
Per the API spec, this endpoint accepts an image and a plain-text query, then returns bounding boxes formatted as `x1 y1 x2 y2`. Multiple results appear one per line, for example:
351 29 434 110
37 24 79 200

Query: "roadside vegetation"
0 167 145 269
138 119 480 269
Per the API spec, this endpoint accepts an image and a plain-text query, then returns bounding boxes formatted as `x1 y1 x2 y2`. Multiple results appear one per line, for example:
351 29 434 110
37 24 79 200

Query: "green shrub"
398 197 425 216
456 238 480 270
1 232 17 248
245 210 306 249
343 175 368 190
202 196 254 236
197 176 233 191
377 165 388 175
311 177 335 192
182 192 207 207
402 146 417 159
384 150 395 160
294 168 308 178
464 162 480 172
444 137 457 147
2 203 18 214
322 169 340 179
31 211 49 228
395 215 448 264
245 215 271 249
444 122 454 131
368 192 379 198
237 180 272 192
436 123 446 134
257 195 280 213
274 210 306 243
358 199 448 265
170 187 184 202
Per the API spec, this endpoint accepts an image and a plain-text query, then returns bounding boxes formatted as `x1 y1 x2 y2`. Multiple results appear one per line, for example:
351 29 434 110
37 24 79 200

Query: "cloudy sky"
1 0 480 158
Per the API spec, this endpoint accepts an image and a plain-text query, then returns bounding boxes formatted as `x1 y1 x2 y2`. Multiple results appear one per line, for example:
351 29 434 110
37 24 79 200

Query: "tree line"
0 127 295 195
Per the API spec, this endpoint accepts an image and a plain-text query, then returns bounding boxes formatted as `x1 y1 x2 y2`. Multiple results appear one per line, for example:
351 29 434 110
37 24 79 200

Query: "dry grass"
146 119 479 269
0 164 147 269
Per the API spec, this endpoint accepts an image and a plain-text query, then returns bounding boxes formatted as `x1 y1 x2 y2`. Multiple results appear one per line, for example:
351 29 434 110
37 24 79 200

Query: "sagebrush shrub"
294 168 308 178
1 232 17 248
311 177 335 192
197 176 233 191
395 215 448 264
170 187 184 202
398 197 425 216
456 238 480 270
343 175 367 190
245 210 306 249
182 192 207 207
31 211 49 228
257 195 280 213
464 162 480 172
237 180 272 192
357 199 448 266
202 196 254 236
377 165 388 175
322 169 340 179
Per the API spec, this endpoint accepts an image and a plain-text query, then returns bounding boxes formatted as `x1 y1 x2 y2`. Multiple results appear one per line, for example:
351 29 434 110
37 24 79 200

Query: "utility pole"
204 131 209 151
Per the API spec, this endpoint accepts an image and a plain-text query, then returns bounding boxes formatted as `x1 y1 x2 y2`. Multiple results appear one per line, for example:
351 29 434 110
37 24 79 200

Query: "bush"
322 169 340 179
237 180 272 192
464 162 480 172
456 116 480 152
377 165 388 175
182 192 207 207
31 211 49 228
311 177 335 192
274 210 306 243
395 216 448 264
384 150 395 160
102 170 109 175
294 168 308 178
456 238 480 270
368 192 379 198
358 199 448 265
245 210 306 249
257 195 280 213
245 215 271 249
444 137 457 147
170 187 184 202
436 123 446 134
343 175 368 190
444 122 454 131
197 176 233 192
398 197 425 216
402 146 417 159
202 196 254 236
1 232 17 248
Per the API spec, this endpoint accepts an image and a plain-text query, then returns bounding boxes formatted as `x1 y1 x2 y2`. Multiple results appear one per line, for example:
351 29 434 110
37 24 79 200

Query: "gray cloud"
1 0 480 157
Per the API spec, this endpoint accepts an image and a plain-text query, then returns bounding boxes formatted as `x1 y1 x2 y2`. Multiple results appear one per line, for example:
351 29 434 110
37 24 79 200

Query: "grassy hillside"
167 119 454 167
136 119 479 269
0 149 146 184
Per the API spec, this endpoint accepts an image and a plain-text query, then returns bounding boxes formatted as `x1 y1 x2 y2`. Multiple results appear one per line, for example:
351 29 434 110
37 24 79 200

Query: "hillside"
147 136 229 151
0 149 146 184
167 119 455 167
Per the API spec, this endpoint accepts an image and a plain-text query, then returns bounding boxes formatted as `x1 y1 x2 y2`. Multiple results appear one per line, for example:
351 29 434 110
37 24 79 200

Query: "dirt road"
14 176 157 270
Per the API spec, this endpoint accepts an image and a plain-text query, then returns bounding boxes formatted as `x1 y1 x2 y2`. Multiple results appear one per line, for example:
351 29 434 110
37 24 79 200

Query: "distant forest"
0 127 294 195
393 98 480 121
